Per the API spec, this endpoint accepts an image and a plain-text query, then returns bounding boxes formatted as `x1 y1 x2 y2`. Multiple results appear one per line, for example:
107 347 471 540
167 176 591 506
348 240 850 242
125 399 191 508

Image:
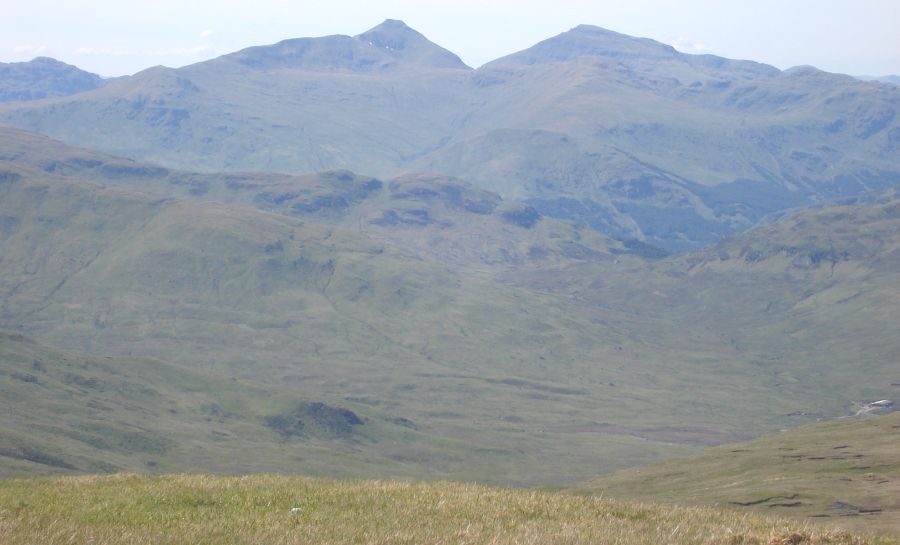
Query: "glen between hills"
1 130 898 487
0 20 897 250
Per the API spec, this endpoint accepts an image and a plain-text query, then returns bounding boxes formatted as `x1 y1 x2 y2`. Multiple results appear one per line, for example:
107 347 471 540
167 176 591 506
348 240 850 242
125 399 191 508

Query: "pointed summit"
356 19 470 70
357 19 418 47
220 20 469 72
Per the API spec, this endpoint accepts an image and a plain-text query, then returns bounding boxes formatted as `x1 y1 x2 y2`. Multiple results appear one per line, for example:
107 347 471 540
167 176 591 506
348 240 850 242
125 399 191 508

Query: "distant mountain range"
0 57 105 102
2 22 900 510
858 74 900 85
1 20 897 250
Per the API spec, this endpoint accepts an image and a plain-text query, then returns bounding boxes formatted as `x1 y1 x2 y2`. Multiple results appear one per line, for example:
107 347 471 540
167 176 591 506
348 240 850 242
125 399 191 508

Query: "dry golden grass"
0 474 895 545
581 413 900 535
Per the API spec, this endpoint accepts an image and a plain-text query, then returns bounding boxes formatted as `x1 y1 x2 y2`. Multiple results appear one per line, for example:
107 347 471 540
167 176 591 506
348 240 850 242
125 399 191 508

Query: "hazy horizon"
2 0 898 78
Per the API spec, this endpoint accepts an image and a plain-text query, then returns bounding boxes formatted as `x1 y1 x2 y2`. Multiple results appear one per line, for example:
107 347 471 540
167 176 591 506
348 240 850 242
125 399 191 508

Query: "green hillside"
0 126 629 273
0 162 693 484
508 195 900 424
1 23 896 249
581 412 900 535
2 139 899 486
1 474 895 545
2 19 898 543
0 331 471 479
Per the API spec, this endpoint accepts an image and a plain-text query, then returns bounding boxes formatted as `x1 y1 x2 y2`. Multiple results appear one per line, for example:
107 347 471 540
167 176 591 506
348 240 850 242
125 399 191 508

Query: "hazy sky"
2 0 898 77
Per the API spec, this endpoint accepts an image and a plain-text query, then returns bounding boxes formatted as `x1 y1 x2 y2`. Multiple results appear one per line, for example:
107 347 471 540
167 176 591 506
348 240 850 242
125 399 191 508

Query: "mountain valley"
1 19 899 537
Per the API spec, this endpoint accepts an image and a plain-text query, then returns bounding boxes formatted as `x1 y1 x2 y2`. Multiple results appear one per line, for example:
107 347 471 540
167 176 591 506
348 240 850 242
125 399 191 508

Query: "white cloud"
74 47 135 56
200 29 214 38
157 45 214 55
671 37 709 54
73 45 211 57
12 44 48 54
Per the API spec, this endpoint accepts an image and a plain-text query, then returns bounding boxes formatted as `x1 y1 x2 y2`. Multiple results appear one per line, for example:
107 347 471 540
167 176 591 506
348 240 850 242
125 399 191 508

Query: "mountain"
3 130 900 486
0 126 627 272
0 156 694 485
858 75 900 86
1 23 897 250
419 29 899 250
227 19 469 72
2 22 900 491
581 412 900 534
0 57 105 102
0 20 475 177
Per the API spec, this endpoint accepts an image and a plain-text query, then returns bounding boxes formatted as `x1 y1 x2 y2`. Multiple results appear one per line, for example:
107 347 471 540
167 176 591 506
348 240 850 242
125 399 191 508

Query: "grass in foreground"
0 474 895 545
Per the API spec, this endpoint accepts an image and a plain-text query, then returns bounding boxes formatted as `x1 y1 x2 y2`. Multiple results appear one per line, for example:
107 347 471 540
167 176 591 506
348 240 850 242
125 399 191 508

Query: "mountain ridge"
0 22 897 252
488 24 685 65
220 19 470 72
0 57 106 103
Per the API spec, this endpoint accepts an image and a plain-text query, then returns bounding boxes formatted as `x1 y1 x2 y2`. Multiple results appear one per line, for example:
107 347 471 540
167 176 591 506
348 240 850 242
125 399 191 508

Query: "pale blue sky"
2 0 898 77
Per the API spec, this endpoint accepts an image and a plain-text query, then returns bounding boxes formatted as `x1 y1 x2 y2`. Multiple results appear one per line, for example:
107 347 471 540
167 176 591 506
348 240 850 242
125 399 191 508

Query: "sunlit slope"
582 412 900 534
1 474 895 545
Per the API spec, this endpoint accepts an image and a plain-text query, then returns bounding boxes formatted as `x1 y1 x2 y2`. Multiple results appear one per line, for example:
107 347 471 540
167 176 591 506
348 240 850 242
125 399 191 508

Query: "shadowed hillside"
0 57 106 103
0 331 468 479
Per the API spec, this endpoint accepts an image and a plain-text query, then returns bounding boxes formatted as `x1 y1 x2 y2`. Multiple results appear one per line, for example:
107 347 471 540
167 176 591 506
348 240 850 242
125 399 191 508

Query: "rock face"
264 402 364 439
0 57 105 102
856 400 895 416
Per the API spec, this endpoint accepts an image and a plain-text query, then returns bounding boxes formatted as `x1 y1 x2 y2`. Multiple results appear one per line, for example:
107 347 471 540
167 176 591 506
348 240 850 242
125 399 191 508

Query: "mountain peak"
355 19 470 70
28 56 69 66
0 56 104 103
367 19 412 31
221 20 469 72
488 24 679 66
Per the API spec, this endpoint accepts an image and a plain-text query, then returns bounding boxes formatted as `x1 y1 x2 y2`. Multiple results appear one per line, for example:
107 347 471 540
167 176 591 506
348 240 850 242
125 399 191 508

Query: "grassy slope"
580 412 900 535
2 155 900 486
507 195 900 425
0 331 492 481
0 165 703 484
0 126 627 274
0 474 895 545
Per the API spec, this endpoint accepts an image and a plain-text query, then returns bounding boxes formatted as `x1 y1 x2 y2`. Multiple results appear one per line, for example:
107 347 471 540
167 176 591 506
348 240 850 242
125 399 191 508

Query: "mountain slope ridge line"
1 20 896 250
